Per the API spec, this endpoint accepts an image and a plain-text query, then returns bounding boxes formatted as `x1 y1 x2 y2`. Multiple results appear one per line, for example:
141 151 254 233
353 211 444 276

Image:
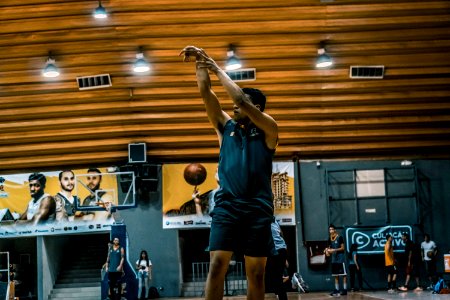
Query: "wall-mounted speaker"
128 143 147 163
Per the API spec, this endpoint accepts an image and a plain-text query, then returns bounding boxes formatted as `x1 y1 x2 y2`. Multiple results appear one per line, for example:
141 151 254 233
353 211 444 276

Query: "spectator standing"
384 234 397 293
325 224 347 296
348 243 363 292
398 232 422 292
421 233 437 290
136 250 152 300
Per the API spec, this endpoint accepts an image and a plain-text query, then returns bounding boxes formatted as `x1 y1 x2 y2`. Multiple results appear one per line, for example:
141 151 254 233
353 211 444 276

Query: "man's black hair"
329 224 336 229
87 168 102 179
242 88 266 111
58 170 74 181
29 173 46 187
402 232 410 239
386 234 392 239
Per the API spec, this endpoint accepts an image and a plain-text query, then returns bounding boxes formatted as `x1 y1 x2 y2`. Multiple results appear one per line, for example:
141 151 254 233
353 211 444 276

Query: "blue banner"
345 225 412 254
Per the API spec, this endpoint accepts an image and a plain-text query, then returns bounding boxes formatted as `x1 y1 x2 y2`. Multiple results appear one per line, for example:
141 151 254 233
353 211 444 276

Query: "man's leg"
349 265 355 290
245 256 267 300
341 275 348 294
205 250 233 300
335 276 340 291
272 250 287 300
108 272 116 299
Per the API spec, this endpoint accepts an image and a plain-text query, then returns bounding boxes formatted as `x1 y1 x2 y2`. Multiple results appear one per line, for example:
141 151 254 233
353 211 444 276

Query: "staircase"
48 238 107 300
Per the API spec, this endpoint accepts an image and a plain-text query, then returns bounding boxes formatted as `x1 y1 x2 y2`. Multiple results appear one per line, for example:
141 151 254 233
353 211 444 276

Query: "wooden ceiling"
1 0 450 173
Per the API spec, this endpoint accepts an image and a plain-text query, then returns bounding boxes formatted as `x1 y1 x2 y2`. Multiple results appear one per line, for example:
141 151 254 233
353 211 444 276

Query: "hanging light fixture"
133 48 150 73
225 44 242 71
42 52 60 78
316 41 333 68
93 1 107 19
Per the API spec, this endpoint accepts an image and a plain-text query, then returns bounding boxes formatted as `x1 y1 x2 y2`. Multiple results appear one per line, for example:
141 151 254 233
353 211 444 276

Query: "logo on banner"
345 225 412 254
0 177 8 198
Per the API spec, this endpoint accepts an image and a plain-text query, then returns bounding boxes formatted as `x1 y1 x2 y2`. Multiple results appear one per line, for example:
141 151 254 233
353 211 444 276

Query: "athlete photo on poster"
0 168 135 237
162 161 296 229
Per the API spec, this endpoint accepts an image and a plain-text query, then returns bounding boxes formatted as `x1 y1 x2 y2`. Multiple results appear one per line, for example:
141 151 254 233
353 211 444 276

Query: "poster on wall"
0 168 135 238
162 161 296 229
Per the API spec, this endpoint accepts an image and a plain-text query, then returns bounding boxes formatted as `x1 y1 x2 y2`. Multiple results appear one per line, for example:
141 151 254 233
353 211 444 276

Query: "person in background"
105 237 125 300
136 250 152 300
398 232 422 292
348 243 363 292
421 233 437 290
325 224 347 296
265 218 288 300
384 234 397 293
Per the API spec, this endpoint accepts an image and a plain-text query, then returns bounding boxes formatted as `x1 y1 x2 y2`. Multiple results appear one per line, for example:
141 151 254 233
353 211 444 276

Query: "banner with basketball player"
0 168 135 238
162 161 296 229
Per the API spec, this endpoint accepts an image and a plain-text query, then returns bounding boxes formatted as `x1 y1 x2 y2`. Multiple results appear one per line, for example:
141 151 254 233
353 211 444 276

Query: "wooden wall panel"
0 0 449 173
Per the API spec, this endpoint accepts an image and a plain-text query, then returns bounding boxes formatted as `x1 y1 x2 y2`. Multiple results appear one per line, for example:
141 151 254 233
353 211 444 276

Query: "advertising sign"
0 168 134 238
445 254 450 273
345 225 412 254
162 161 296 229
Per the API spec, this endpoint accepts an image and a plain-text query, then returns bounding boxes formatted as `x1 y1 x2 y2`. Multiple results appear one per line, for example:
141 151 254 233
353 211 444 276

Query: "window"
326 167 417 227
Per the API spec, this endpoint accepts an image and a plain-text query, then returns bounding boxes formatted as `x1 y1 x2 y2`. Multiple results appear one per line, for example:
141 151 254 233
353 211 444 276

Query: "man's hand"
192 187 200 204
179 45 209 62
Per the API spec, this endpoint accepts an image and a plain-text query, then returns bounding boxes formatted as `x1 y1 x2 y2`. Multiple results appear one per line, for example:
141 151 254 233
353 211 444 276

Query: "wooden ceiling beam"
1 134 449 159
1 125 449 147
2 99 450 123
1 12 449 35
1 27 448 48
1 114 449 135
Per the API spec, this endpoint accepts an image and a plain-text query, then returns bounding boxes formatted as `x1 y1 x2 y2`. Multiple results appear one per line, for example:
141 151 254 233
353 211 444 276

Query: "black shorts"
209 203 273 257
425 260 436 276
331 263 347 276
385 265 397 275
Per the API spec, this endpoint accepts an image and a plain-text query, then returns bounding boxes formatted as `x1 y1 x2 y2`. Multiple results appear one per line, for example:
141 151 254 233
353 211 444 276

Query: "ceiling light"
94 1 107 19
225 44 242 71
316 41 333 69
42 53 60 78
401 160 413 166
133 49 150 73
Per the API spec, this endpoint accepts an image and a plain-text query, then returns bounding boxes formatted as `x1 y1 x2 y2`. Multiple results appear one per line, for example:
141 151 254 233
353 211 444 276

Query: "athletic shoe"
414 287 423 292
291 274 300 290
291 273 308 293
340 289 347 295
388 289 395 293
398 286 408 291
330 289 340 296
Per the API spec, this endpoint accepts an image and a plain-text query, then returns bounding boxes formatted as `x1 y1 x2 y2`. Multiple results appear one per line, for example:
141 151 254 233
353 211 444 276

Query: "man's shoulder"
44 195 55 201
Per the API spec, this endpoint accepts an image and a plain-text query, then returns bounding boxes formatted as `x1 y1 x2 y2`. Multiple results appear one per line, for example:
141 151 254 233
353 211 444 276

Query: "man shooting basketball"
180 46 278 300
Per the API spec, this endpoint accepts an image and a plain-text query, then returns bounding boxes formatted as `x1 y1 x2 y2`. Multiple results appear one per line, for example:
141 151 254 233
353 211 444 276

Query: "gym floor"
173 291 450 300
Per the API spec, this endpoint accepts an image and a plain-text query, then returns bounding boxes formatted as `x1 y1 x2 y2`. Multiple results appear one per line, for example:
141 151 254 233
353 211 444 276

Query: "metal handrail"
0 252 10 300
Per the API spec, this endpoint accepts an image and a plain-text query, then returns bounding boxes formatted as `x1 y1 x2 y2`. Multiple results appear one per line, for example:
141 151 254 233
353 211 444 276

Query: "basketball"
183 163 207 186
427 251 434 258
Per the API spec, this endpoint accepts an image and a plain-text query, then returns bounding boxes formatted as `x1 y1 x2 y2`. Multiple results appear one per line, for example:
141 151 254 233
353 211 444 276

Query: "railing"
190 261 247 296
0 252 10 300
